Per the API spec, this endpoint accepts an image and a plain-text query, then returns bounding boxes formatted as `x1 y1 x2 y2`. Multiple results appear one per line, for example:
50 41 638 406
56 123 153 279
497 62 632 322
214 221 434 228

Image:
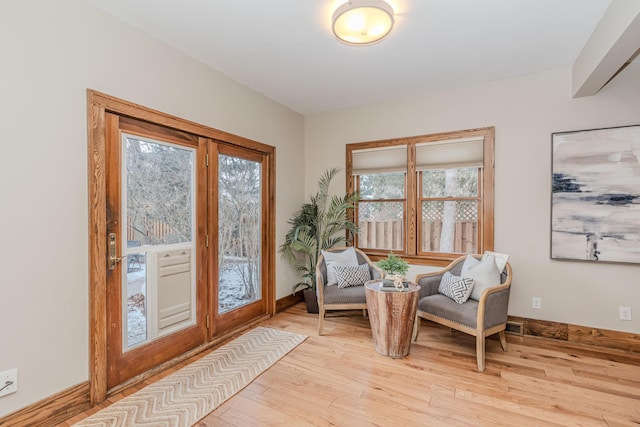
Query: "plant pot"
303 288 319 314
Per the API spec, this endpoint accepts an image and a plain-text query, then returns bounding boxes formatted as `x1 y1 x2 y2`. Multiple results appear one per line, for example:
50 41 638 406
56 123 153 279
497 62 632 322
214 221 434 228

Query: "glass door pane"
123 133 196 349
125 241 146 347
218 154 262 313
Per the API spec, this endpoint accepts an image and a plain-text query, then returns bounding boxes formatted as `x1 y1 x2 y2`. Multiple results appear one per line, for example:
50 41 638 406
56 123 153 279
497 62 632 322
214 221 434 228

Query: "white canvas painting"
551 124 640 263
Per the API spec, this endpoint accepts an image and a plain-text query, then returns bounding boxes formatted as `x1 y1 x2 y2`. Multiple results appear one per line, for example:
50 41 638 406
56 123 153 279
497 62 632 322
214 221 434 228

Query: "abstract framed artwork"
551 124 640 264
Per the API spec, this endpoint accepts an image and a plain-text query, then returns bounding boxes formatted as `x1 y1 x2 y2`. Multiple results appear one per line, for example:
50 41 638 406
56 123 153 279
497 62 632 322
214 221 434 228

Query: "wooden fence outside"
359 220 477 253
127 215 173 243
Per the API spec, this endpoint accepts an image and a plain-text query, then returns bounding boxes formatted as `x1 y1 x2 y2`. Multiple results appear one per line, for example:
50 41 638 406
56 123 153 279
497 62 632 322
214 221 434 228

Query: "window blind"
352 145 407 175
415 137 484 170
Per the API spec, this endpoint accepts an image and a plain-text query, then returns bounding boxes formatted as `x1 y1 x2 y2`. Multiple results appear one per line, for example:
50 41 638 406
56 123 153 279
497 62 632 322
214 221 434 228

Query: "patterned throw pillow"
438 271 474 304
334 264 371 288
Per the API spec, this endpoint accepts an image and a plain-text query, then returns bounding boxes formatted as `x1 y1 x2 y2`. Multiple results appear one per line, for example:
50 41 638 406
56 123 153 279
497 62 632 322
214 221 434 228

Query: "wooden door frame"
87 90 276 405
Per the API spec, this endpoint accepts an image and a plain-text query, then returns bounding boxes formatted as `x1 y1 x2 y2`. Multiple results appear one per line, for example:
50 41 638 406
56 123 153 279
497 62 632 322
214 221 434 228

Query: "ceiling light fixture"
332 0 395 46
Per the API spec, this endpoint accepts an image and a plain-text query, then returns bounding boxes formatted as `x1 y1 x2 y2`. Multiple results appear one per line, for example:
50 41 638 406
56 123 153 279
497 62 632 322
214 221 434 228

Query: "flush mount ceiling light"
332 0 395 46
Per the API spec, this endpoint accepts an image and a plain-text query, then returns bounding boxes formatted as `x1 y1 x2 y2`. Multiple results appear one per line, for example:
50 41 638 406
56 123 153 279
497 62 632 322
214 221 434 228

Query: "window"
353 145 407 252
347 127 494 265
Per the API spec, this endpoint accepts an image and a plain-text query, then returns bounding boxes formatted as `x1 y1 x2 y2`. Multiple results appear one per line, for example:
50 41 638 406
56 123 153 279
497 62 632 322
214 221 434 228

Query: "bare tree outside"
356 168 479 253
439 169 459 252
122 138 264 342
357 172 405 250
126 139 262 319
125 135 195 348
218 154 261 313
422 167 478 253
126 137 193 245
359 172 404 200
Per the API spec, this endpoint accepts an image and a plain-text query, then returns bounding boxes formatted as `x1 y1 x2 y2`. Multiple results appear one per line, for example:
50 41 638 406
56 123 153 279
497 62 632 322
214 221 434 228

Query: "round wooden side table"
365 280 421 358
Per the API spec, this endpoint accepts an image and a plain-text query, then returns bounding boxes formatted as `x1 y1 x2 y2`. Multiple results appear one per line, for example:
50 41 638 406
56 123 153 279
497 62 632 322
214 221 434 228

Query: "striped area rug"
74 327 307 427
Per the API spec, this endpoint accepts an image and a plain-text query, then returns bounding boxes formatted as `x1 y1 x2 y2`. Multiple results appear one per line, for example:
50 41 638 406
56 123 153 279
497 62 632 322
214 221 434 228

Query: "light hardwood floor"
62 303 640 426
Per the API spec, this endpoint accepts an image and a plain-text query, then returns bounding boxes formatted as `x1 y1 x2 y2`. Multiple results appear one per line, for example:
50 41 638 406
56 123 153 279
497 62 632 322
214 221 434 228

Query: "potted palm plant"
279 167 359 313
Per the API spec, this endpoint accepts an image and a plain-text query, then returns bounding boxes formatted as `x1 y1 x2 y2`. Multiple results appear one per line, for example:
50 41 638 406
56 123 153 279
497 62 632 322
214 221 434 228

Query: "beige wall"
305 63 640 335
0 0 304 416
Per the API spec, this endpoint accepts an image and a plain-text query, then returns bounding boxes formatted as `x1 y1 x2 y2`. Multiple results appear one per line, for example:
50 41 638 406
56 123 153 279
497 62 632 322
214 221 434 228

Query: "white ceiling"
87 0 613 115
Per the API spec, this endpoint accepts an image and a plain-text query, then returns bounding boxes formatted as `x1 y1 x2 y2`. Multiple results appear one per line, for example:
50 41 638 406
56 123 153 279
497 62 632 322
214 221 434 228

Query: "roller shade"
352 145 407 175
416 137 484 170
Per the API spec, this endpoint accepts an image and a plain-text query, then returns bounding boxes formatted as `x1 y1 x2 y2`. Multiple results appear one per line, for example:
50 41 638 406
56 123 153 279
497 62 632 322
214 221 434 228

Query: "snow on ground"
218 261 260 314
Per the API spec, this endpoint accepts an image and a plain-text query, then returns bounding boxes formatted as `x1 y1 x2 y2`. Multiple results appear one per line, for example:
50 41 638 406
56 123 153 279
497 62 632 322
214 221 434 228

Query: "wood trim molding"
87 96 108 405
0 382 90 427
276 292 304 313
88 90 275 155
508 315 640 353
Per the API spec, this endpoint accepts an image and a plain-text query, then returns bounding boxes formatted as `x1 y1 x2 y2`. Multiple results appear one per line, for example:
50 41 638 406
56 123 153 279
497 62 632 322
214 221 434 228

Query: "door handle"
108 232 126 270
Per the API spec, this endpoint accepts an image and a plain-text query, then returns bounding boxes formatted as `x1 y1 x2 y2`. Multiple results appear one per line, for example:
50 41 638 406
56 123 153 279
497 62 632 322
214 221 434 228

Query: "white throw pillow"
461 254 501 300
481 251 510 272
321 247 359 286
438 271 474 304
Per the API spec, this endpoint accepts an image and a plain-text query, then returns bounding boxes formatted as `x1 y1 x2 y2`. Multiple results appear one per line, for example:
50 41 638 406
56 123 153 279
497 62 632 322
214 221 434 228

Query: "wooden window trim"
354 173 407 254
416 169 483 257
346 127 494 266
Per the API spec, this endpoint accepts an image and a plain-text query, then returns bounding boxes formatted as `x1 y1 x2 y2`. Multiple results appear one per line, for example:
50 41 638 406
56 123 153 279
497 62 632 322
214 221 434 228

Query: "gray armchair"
316 247 384 335
412 254 512 372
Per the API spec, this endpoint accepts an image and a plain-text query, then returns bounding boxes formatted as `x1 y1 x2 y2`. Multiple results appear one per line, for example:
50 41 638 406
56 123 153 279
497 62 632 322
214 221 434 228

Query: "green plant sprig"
377 252 409 276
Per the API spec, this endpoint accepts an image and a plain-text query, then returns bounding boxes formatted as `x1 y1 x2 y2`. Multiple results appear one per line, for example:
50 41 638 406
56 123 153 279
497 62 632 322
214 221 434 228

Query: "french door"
105 115 208 389
102 112 272 391
89 91 276 402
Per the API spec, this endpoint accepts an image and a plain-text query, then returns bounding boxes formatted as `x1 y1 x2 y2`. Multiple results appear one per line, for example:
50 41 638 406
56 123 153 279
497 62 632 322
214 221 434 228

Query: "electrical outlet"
0 368 17 398
619 306 632 321
532 297 542 309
